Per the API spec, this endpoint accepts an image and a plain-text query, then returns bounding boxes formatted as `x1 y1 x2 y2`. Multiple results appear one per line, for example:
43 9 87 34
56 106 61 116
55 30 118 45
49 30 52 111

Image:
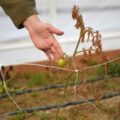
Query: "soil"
13 49 120 73
0 49 120 120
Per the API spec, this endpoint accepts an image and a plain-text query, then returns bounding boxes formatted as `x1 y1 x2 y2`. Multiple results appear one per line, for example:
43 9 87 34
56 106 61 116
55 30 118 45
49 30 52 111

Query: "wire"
15 63 75 72
72 57 109 120
0 56 120 119
3 56 120 73
0 74 119 100
0 91 120 118
72 57 102 113
85 56 120 70
0 66 22 111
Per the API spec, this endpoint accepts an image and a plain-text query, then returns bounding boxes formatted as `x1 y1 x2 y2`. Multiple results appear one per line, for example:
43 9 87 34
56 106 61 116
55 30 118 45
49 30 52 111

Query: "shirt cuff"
12 7 38 29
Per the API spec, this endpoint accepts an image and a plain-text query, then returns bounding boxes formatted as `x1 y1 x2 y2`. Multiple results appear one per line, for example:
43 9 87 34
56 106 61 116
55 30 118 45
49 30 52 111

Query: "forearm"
0 0 38 29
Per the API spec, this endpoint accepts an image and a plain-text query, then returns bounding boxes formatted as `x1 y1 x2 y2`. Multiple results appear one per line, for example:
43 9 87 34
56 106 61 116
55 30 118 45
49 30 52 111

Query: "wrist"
23 15 41 31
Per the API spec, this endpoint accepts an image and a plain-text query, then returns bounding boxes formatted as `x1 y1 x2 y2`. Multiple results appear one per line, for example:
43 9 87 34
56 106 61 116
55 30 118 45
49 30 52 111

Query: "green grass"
96 66 106 77
58 116 67 120
76 111 87 120
35 111 49 120
102 82 119 89
108 106 118 115
12 112 27 120
31 91 38 97
26 72 50 87
108 62 120 75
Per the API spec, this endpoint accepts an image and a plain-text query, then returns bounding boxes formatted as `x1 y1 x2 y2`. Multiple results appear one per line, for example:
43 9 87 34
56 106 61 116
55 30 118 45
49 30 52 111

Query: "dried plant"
72 5 102 57
102 55 109 77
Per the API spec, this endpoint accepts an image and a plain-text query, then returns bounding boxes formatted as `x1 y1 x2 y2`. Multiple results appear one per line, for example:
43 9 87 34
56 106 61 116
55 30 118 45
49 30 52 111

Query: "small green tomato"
57 58 66 67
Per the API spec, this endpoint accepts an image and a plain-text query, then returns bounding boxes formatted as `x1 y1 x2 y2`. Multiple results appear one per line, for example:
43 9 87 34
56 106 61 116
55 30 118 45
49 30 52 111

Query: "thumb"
49 25 64 35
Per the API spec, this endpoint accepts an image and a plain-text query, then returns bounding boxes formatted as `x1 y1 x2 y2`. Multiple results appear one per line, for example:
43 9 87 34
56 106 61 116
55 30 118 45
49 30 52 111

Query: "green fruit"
57 58 66 67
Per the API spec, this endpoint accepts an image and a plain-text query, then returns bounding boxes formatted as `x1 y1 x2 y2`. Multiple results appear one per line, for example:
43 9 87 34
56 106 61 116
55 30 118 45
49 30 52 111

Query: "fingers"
44 34 63 61
45 48 58 62
50 46 60 62
44 44 63 62
45 50 52 61
52 35 63 57
49 25 64 35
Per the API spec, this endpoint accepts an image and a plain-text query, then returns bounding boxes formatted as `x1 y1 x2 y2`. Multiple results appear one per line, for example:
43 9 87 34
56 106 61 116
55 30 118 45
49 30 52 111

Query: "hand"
23 15 64 62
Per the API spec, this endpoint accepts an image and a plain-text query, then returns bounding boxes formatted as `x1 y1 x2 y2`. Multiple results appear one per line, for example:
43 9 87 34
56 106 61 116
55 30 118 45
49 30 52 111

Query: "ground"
0 49 120 120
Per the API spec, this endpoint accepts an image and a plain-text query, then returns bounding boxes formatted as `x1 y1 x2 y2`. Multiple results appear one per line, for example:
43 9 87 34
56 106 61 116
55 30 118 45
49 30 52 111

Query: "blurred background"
0 0 120 65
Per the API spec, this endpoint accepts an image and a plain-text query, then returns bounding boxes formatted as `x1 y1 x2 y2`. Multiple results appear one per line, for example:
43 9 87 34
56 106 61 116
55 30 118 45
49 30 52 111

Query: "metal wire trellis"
0 4 120 119
0 74 119 100
0 91 120 118
0 56 120 119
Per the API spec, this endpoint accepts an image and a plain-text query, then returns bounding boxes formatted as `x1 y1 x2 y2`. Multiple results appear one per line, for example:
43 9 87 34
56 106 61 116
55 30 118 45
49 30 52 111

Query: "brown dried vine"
72 5 103 57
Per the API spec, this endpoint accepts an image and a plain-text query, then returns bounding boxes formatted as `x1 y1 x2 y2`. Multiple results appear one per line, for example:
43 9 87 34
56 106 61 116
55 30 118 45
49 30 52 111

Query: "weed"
0 80 4 93
108 62 120 75
77 111 87 120
35 111 49 120
86 58 98 66
12 112 27 120
96 66 106 77
0 80 15 93
27 72 49 87
31 91 38 97
117 54 120 58
108 106 117 115
102 82 119 89
58 116 67 120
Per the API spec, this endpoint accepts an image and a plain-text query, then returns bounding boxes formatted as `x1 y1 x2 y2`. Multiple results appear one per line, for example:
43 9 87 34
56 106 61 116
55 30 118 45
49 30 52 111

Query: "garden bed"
0 49 120 120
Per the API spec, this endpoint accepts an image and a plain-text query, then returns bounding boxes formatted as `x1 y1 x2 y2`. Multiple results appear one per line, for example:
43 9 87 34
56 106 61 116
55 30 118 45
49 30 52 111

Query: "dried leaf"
72 5 80 19
87 27 93 42
81 36 84 43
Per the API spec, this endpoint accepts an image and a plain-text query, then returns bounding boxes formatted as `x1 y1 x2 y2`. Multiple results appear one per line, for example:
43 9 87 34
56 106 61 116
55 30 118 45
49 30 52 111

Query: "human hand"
23 15 64 62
